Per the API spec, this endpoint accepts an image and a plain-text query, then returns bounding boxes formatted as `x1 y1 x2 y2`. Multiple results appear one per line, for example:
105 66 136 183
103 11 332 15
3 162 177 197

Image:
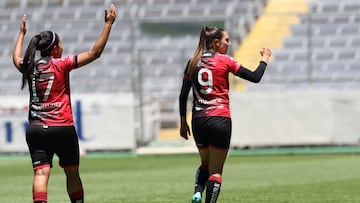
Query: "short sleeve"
54 55 77 73
227 56 242 74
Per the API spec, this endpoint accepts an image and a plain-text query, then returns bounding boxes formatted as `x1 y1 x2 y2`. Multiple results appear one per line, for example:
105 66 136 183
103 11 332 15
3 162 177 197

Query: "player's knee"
34 167 51 176
64 166 80 177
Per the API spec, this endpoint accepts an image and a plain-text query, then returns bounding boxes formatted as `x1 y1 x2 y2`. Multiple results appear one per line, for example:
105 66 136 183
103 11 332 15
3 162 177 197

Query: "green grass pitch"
1 152 360 202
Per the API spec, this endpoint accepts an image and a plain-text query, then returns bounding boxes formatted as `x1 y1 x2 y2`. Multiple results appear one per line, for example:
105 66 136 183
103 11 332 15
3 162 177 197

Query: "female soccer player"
179 26 271 203
12 4 117 203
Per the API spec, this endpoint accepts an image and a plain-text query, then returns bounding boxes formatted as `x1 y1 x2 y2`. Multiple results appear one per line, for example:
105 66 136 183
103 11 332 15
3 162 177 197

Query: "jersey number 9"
197 68 213 94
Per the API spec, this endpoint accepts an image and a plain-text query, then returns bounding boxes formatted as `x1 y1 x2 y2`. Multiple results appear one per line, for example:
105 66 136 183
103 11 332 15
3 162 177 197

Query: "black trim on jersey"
236 61 267 83
37 57 51 65
74 55 78 69
202 51 215 58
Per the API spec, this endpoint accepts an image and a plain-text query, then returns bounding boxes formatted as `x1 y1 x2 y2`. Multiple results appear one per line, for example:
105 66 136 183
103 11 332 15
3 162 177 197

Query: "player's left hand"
260 47 272 63
105 3 117 24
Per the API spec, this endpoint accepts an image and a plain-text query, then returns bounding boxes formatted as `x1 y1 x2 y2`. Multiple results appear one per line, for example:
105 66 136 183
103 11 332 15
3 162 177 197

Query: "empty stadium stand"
0 0 267 130
262 0 360 88
2 0 359 140
3 0 360 132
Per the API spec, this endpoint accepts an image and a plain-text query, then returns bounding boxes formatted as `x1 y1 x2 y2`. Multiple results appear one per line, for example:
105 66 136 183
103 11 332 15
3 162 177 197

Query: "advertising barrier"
0 93 136 152
231 90 360 148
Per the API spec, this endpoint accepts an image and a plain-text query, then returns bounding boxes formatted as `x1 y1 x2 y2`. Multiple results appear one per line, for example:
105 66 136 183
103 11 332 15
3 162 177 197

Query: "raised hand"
20 15 27 35
105 3 117 24
260 47 272 63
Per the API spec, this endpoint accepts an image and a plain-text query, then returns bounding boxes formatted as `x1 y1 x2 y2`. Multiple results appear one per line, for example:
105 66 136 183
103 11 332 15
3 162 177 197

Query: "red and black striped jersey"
24 55 77 126
183 51 242 118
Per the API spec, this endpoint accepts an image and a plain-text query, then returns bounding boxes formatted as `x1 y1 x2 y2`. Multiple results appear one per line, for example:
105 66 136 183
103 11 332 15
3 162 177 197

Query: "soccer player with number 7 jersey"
12 4 117 203
179 26 272 203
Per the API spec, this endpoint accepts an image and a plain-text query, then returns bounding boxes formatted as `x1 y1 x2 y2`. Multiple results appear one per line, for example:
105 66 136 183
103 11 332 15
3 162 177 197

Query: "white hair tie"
42 31 56 52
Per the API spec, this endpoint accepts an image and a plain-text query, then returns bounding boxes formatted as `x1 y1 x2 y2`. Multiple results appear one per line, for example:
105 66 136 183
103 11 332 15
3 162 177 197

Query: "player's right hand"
20 15 27 35
180 121 191 140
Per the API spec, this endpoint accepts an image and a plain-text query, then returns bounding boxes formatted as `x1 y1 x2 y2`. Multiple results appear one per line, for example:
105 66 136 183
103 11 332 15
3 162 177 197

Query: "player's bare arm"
13 15 27 70
77 3 117 68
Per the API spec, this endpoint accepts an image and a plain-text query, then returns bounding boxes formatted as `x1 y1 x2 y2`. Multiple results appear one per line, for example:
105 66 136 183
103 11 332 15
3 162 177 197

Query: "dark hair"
187 26 224 77
20 31 59 89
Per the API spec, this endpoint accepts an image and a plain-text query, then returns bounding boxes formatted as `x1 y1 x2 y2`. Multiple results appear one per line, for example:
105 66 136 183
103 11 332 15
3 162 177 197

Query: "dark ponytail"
20 31 58 89
38 31 58 57
21 35 40 89
187 26 224 77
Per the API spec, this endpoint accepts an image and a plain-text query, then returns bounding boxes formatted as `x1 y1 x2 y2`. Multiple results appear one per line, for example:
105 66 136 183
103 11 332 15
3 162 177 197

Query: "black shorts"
192 116 232 149
26 123 80 169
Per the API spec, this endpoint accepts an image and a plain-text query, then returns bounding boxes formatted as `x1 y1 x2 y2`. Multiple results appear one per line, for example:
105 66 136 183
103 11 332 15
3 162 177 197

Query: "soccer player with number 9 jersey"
179 26 272 203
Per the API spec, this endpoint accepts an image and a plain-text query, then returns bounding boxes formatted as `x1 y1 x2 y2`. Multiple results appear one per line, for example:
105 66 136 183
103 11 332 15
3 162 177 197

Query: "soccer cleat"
192 192 202 203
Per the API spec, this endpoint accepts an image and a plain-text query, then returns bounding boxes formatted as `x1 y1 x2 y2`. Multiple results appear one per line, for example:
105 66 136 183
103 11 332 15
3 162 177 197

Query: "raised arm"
235 47 272 83
13 15 27 71
77 3 117 68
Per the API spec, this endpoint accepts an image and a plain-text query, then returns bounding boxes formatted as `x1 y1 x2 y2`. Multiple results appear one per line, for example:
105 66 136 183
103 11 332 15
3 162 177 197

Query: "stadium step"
136 139 197 155
159 128 181 140
159 112 192 140
233 0 310 90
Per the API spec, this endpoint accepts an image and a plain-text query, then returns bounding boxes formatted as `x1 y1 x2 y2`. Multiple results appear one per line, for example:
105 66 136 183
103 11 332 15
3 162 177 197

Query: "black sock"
69 189 84 203
205 175 222 203
71 199 84 203
194 165 209 194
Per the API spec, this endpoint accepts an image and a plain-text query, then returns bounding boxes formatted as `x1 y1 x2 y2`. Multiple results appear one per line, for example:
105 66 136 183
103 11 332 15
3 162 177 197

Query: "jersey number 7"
29 73 55 102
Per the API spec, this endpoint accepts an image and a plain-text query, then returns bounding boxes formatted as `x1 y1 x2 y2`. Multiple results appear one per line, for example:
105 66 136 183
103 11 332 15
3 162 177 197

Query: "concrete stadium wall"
230 90 360 148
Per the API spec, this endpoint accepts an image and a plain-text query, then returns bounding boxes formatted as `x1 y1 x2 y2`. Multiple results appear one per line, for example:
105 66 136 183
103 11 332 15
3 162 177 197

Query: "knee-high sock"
194 165 209 193
69 189 84 203
33 192 47 203
205 175 222 203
